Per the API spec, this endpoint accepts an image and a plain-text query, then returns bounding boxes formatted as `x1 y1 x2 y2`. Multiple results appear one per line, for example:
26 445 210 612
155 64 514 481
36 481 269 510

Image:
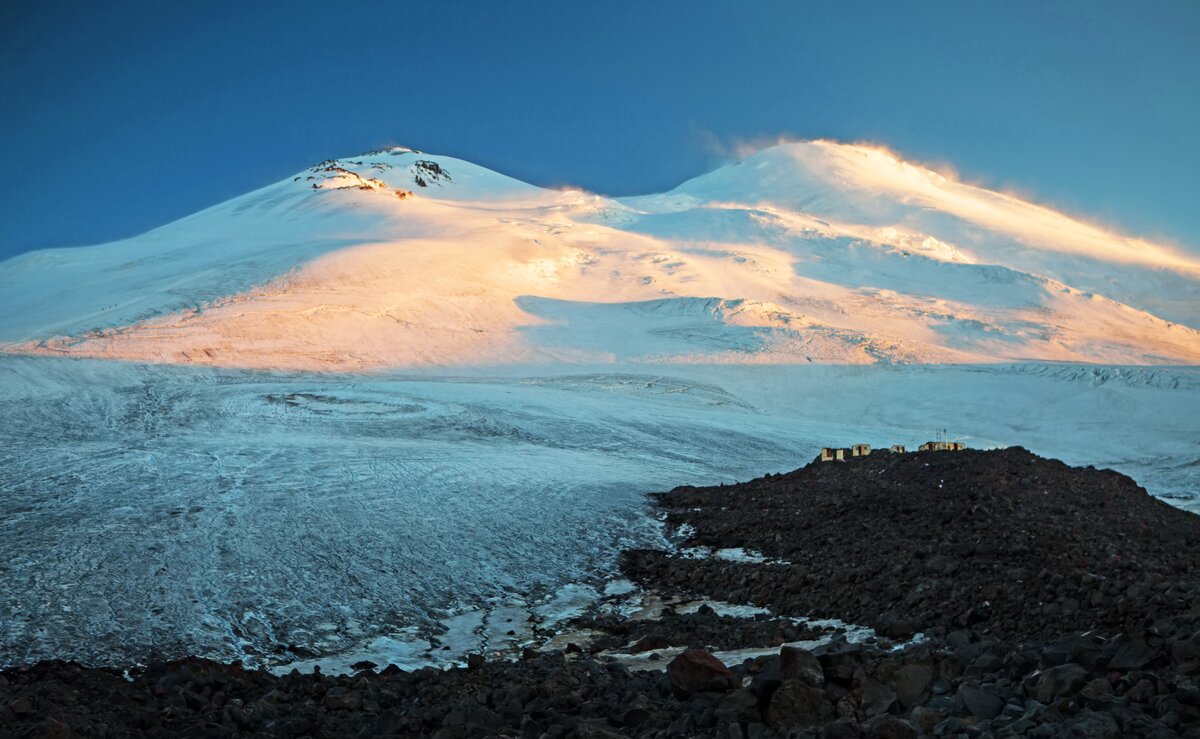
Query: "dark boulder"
667 649 736 695
1170 631 1200 667
863 714 917 739
957 683 1004 719
1033 663 1090 703
1108 636 1157 671
890 664 932 707
780 646 824 687
824 717 863 738
860 678 896 716
716 687 761 724
766 679 833 730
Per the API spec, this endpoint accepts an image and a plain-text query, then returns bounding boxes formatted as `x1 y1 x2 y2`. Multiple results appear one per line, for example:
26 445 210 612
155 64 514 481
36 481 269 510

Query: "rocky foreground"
3 447 1200 738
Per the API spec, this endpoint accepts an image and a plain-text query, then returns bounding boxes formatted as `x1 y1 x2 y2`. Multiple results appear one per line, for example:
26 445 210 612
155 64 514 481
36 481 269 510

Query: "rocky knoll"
2 448 1199 737
625 447 1200 641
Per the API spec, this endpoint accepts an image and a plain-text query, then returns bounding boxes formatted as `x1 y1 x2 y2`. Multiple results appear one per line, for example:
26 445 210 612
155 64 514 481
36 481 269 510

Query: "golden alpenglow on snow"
4 142 1199 371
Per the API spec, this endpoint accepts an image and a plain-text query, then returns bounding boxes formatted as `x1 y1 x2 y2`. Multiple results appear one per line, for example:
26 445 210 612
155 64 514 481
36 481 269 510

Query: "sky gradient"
2 1 1199 259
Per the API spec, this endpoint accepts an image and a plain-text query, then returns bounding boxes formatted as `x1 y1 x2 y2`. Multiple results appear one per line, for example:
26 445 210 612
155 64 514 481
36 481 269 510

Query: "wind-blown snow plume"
683 139 1198 271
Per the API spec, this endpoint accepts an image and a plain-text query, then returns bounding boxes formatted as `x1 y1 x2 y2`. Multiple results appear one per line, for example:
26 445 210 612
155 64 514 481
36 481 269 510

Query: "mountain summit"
3 142 1198 370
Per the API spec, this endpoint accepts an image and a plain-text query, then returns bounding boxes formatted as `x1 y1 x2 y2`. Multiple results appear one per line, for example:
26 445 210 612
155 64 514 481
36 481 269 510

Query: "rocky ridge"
625 447 1200 641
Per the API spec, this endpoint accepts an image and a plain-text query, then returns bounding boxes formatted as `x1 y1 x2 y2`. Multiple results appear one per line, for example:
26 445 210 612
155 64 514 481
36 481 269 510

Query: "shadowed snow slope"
2 142 1199 369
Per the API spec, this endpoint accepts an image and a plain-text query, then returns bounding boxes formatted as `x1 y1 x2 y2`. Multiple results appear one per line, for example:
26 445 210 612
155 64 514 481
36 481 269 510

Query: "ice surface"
1 356 1197 668
586 592 896 672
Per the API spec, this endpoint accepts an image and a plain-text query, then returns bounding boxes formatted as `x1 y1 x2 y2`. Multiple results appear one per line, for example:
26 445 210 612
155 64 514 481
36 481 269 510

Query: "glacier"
1 141 1198 668
2 357 1197 668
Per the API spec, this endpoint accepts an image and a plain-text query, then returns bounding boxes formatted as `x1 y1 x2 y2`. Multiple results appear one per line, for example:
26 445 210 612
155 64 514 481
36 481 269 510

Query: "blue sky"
2 1 1198 259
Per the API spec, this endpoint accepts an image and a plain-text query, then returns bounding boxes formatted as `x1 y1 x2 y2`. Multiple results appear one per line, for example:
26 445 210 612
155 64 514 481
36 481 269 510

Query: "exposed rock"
1034 663 1090 703
716 687 761 724
667 649 735 695
1172 631 1200 666
908 705 940 733
824 717 863 739
1108 636 1157 670
780 646 824 687
766 679 833 730
630 634 671 653
571 721 626 739
1062 709 1121 738
891 663 932 707
626 448 1200 642
1080 677 1113 702
860 678 897 716
864 714 917 739
957 683 1004 719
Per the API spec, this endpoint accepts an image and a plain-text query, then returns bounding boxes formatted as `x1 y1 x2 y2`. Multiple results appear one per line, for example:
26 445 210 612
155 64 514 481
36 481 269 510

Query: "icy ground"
1 356 1197 669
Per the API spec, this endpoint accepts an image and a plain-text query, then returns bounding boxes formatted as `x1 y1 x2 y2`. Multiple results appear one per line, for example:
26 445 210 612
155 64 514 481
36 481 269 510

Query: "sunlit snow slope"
3 142 1199 369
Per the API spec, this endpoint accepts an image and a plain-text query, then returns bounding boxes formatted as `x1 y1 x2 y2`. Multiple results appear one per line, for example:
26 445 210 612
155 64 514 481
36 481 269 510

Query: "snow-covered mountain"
3 141 1199 368
2 142 1199 670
